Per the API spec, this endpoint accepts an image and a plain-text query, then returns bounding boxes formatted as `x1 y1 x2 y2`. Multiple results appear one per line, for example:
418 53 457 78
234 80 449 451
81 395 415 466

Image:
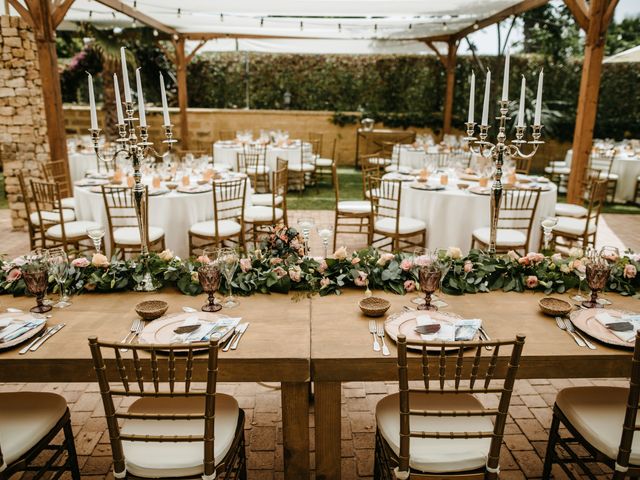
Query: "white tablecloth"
564 149 640 202
397 177 557 253
74 179 254 259
213 142 309 171
68 152 97 183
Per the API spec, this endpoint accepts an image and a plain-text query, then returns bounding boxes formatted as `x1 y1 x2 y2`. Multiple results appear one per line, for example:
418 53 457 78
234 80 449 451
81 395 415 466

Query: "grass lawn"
287 167 362 210
0 174 7 209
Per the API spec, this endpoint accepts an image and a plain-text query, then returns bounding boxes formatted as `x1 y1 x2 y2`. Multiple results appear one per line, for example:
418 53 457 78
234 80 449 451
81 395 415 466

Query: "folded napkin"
172 316 242 343
596 312 640 342
172 316 205 343
415 315 481 342
0 318 45 343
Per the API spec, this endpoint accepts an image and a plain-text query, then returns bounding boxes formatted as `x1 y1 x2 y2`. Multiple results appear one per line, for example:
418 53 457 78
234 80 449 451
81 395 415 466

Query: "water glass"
219 248 239 308
316 224 333 258
48 248 71 308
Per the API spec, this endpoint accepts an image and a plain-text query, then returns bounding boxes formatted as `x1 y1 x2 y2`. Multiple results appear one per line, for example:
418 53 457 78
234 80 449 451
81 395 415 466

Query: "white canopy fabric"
604 45 640 63
59 0 525 41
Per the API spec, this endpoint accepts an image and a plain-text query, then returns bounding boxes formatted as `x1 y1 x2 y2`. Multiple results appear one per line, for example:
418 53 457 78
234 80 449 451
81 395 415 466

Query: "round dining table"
68 151 98 183
73 175 254 259
389 174 557 253
213 141 311 171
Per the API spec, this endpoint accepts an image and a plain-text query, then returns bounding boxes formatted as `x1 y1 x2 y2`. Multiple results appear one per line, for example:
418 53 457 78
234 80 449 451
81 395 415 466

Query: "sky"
464 0 640 55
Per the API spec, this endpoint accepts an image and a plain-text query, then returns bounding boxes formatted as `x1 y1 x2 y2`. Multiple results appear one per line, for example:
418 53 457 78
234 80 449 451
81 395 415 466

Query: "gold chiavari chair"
31 179 99 254
39 159 75 210
514 155 532 175
252 157 288 208
88 337 247 480
589 149 618 203
384 144 402 173
555 168 601 218
332 163 372 246
424 152 449 170
308 132 323 157
17 171 60 250
314 138 337 186
243 164 288 248
471 187 542 255
375 333 526 479
101 186 166 259
370 178 426 252
635 176 640 205
552 179 608 250
237 144 269 193
361 162 382 200
361 140 396 169
544 157 571 192
287 146 315 193
218 130 235 141
0 392 80 479
543 331 640 479
189 177 247 255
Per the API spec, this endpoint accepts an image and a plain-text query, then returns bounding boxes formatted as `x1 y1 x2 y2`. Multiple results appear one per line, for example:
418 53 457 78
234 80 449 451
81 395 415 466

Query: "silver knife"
478 326 493 351
30 323 65 351
222 326 240 352
561 318 586 347
564 318 595 350
555 316 565 330
19 327 52 355
230 323 249 350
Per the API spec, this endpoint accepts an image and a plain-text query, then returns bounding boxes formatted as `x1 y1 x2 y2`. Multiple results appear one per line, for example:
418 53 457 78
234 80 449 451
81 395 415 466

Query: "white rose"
333 246 348 260
446 246 462 259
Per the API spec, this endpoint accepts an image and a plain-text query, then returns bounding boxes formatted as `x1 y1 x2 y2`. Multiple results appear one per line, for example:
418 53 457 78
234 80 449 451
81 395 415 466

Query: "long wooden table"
0 291 311 480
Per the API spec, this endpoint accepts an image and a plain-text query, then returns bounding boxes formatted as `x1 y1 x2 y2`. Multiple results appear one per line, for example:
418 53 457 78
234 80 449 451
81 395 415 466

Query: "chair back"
424 152 449 170
449 150 473 169
361 163 382 199
578 168 602 202
514 156 532 175
332 163 340 204
272 165 288 222
395 333 526 475
30 180 65 228
238 144 267 173
581 179 607 236
589 150 615 178
40 159 71 198
88 337 220 479
309 132 323 155
101 186 150 251
370 178 402 233
498 188 541 248
615 332 640 471
372 140 396 160
219 130 235 141
17 171 34 224
213 177 247 226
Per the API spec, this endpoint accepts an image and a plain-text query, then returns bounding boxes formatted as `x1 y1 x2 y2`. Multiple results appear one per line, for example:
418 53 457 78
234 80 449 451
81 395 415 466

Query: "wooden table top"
0 291 311 383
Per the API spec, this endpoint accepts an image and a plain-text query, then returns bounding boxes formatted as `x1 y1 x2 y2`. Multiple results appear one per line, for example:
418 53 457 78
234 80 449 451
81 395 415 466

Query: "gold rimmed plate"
569 308 638 349
0 313 47 350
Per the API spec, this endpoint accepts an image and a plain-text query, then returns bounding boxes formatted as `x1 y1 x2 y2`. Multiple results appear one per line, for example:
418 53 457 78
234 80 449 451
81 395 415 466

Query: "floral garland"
1 229 639 299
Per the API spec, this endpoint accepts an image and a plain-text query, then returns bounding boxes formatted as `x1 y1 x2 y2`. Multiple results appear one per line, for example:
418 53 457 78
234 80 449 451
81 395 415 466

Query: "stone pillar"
0 15 49 230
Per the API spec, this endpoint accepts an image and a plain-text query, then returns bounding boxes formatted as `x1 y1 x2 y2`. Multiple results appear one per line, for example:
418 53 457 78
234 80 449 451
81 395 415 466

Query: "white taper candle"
467 71 475 124
87 72 98 130
517 75 526 128
159 73 170 126
120 47 132 103
534 68 544 125
502 48 510 101
113 73 124 125
135 67 146 127
481 69 491 126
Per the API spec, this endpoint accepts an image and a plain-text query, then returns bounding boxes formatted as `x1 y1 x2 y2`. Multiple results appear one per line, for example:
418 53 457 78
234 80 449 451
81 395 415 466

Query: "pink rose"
91 253 109 268
404 280 416 292
376 253 395 266
71 257 90 268
463 260 474 273
196 255 210 264
273 266 287 278
318 259 328 274
400 259 413 271
507 250 520 261
6 268 22 282
85 282 96 291
414 255 432 267
518 256 530 266
526 252 545 264
320 277 331 288
289 266 302 282
351 257 361 265
624 264 637 279
270 257 283 265
354 271 368 287
240 258 252 273
525 275 539 289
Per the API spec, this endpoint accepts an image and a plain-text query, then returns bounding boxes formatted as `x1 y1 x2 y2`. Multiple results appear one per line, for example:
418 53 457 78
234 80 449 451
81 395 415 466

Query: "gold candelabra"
464 99 544 255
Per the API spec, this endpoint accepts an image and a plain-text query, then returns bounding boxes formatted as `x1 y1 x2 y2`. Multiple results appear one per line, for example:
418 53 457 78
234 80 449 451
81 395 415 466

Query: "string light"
443 22 448 31
153 28 159 36
300 21 303 31
374 24 377 32
112 11 116 18
89 10 92 17
220 13 224 21
409 23 412 30
177 8 181 18
133 0 136 7
473 21 479 30
338 23 342 32
260 17 264 27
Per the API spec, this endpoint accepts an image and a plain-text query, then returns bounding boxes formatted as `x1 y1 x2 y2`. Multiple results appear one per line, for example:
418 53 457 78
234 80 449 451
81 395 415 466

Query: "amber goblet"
198 263 222 312
582 262 611 309
417 265 442 311
23 268 52 314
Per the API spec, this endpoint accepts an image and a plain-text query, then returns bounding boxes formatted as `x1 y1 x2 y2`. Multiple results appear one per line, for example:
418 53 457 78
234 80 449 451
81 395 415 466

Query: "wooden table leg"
314 381 341 480
281 382 310 480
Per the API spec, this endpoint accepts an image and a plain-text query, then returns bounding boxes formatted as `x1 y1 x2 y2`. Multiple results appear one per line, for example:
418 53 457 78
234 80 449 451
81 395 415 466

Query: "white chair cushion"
376 392 493 473
367 157 392 166
30 209 75 224
46 221 101 240
375 217 426 235
251 194 283 207
289 163 315 172
544 166 571 175
473 227 527 247
556 387 640 465
122 395 239 478
113 226 165 245
246 165 270 174
555 203 588 218
337 200 372 214
244 206 283 223
555 217 596 236
315 158 333 167
599 172 619 180
61 197 76 210
190 219 242 238
0 392 68 465
213 163 231 171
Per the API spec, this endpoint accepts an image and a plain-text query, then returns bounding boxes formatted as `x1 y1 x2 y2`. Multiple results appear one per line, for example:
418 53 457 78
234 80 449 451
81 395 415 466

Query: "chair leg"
542 409 561 480
63 415 81 480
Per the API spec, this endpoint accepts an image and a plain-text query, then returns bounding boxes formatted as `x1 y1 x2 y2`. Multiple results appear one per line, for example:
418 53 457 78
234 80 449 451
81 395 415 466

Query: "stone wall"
0 15 48 230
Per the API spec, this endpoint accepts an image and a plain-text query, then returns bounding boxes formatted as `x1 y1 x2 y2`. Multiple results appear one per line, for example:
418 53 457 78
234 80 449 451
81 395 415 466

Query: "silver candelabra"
90 101 176 290
464 100 544 255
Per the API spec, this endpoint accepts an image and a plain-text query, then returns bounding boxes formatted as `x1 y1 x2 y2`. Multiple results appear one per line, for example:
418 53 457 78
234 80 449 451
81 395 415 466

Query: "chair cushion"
555 217 596 236
113 226 165 245
122 395 240 478
289 163 315 172
244 206 283 223
376 392 493 473
555 203 588 218
544 166 571 175
30 209 75 225
61 197 76 210
251 194 283 207
315 158 333 167
375 217 426 235
367 157 392 166
599 172 619 180
246 166 270 174
190 220 242 238
46 221 101 240
472 227 527 247
337 200 372 214
556 387 640 465
0 392 68 465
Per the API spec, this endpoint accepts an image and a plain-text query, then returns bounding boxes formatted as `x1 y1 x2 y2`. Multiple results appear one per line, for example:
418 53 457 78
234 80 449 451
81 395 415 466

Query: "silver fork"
564 318 596 350
556 317 586 347
478 326 493 351
369 320 380 352
120 319 142 352
377 323 390 356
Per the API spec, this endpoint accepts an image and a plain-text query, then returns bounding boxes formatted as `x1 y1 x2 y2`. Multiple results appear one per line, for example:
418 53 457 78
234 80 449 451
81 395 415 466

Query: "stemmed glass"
417 264 442 311
48 248 71 308
316 224 333 258
571 246 592 302
219 247 239 309
582 251 612 309
411 248 436 306
541 217 558 253
87 226 106 255
297 218 315 255
198 249 222 312
22 251 52 314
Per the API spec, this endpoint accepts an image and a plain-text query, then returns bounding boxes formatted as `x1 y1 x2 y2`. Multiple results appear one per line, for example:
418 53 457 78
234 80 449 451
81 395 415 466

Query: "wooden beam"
425 40 446 66
564 0 590 31
184 32 327 41
567 0 616 203
453 0 549 41
93 0 177 35
7 0 34 29
186 40 207 63
442 40 459 136
602 0 620 31
51 0 74 28
172 36 190 150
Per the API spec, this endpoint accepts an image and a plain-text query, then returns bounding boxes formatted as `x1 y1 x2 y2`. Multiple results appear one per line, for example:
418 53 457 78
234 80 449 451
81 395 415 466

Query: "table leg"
314 381 341 480
281 382 310 480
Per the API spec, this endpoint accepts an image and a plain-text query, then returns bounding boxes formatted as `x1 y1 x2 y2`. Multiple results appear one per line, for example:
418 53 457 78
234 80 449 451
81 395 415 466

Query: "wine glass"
297 218 315 255
541 217 558 253
48 248 71 308
411 248 436 306
198 261 222 312
87 226 106 255
22 251 52 314
417 264 442 311
316 224 333 258
218 247 239 308
582 253 612 309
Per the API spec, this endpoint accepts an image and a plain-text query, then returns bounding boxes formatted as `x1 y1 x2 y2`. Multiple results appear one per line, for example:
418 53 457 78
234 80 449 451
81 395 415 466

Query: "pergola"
5 0 619 203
